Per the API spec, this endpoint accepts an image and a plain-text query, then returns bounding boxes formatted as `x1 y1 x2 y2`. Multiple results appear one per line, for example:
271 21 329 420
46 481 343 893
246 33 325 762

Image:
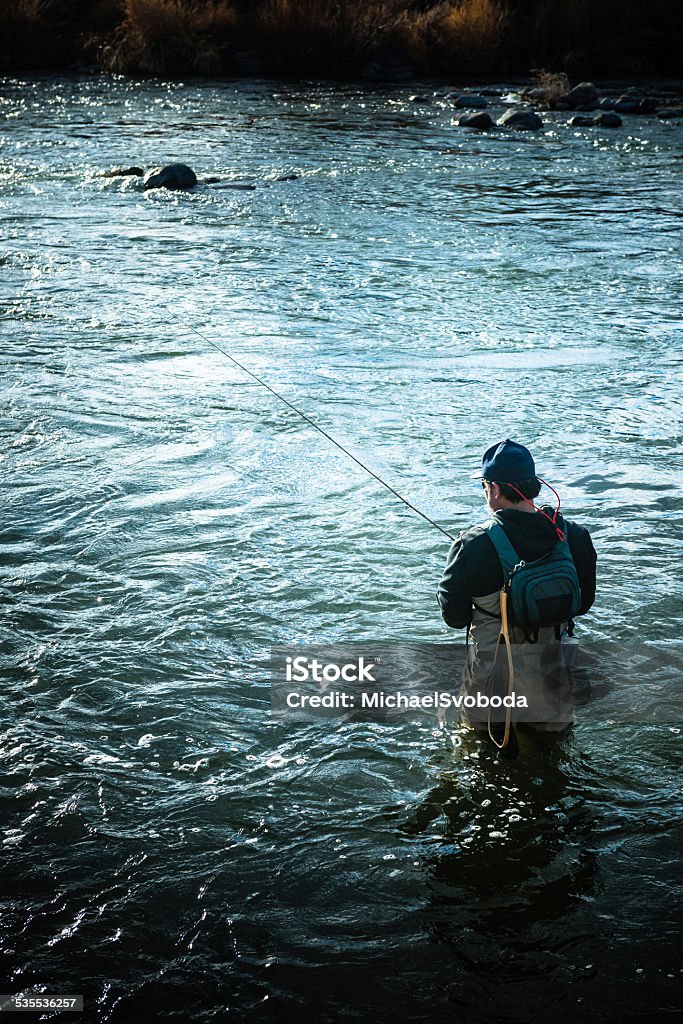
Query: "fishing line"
163 307 456 543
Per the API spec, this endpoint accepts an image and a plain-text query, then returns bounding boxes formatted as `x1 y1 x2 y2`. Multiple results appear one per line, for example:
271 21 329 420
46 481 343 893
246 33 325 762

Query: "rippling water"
1 75 682 1022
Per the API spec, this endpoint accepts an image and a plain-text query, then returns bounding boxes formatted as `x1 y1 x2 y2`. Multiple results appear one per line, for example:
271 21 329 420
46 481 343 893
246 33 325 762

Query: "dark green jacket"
437 507 597 629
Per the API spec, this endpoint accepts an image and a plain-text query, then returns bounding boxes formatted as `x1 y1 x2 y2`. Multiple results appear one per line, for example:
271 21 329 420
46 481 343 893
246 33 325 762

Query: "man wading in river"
437 439 596 756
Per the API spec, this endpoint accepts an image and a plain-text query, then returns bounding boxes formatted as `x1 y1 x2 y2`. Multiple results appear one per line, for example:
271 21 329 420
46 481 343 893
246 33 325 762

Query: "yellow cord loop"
487 588 516 750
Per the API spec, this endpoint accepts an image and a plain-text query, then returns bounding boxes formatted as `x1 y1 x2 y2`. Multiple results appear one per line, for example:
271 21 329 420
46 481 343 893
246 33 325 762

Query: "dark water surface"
1 76 682 1022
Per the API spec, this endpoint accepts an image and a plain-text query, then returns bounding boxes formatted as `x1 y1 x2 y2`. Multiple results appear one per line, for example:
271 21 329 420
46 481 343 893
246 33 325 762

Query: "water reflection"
405 734 605 1018
1 74 682 1023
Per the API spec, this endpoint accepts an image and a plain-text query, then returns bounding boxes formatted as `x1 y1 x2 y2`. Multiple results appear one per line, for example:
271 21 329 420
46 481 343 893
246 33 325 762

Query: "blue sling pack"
483 517 582 635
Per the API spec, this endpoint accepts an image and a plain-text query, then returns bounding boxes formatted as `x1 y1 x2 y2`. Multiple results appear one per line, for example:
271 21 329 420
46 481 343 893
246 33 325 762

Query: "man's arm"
437 537 473 629
567 522 597 615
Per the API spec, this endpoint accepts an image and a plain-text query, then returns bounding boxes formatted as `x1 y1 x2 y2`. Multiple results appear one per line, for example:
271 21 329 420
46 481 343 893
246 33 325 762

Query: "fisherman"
437 439 596 751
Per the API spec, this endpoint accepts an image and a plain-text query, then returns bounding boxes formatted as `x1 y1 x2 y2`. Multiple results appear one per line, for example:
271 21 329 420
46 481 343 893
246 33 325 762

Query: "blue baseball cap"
482 438 536 483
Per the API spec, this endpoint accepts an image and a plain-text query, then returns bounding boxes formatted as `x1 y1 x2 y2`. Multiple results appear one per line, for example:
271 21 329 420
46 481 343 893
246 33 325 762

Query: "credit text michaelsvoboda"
284 691 528 709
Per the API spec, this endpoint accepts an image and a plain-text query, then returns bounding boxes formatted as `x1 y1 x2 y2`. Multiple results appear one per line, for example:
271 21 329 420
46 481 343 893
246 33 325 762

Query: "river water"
1 75 682 1022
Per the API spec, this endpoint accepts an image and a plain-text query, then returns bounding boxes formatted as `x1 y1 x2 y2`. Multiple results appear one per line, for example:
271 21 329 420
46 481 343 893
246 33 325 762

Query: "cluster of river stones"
437 80 683 131
103 81 682 192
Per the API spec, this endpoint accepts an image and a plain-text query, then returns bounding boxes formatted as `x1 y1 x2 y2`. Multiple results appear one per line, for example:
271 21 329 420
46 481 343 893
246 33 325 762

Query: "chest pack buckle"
483 516 582 641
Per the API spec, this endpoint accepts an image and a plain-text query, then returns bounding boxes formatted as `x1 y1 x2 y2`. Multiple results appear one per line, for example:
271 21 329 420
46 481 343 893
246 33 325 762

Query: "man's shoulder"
451 520 496 553
564 517 594 544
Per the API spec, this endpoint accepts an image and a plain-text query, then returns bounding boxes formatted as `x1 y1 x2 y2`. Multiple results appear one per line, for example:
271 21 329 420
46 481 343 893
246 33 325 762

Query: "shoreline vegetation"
2 0 682 82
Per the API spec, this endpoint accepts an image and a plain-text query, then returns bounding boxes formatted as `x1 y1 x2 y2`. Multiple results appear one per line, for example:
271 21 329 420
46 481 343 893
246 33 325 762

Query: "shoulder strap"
482 518 521 578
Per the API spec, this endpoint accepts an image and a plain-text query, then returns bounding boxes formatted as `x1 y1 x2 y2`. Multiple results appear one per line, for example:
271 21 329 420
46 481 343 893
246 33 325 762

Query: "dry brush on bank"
1 0 681 79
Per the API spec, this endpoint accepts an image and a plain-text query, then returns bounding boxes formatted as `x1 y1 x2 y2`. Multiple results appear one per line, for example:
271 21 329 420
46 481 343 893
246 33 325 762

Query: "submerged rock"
103 166 143 178
658 107 683 119
143 163 197 191
614 94 640 113
594 111 622 128
453 93 488 109
458 111 493 129
497 107 543 130
569 112 623 129
210 182 256 191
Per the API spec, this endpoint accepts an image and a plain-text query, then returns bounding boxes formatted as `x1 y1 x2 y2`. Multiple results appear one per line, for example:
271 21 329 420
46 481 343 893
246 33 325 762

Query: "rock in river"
497 107 543 130
453 93 488 109
143 163 197 191
458 111 493 129
614 94 641 113
566 82 599 109
593 111 622 128
103 167 143 177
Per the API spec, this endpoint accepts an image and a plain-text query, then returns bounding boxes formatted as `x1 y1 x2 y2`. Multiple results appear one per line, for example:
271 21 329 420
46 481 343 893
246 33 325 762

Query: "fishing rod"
163 307 456 543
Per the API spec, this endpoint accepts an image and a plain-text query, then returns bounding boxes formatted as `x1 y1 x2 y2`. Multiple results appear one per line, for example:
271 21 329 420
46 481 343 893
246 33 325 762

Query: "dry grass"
253 0 512 78
106 0 239 75
241 0 422 77
97 0 515 78
403 0 509 76
531 68 571 106
1 0 40 56
254 0 394 75
106 0 429 77
438 0 507 52
1 0 681 78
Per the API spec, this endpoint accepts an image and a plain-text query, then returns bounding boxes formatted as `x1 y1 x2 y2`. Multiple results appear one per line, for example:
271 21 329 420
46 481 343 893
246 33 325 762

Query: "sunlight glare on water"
1 75 683 1023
